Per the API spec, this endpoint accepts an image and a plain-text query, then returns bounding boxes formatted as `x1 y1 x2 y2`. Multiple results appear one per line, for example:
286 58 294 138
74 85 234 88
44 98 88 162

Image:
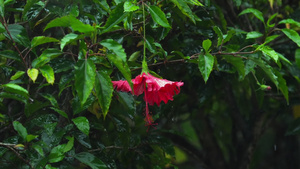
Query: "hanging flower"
112 73 184 130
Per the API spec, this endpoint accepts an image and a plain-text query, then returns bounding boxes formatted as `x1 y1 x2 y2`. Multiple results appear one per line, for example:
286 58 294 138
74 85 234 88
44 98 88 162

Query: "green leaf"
274 70 289 104
27 68 39 83
26 134 38 142
49 144 65 163
223 55 245 80
170 0 195 23
277 52 291 65
223 30 235 43
23 0 39 19
259 45 279 63
60 33 79 51
128 51 141 62
45 164 58 169
2 83 29 99
0 0 4 17
0 50 22 62
100 39 127 61
246 31 263 39
202 39 212 52
32 144 44 156
265 35 279 44
187 0 204 6
93 0 110 13
102 2 128 34
95 71 113 118
31 36 59 49
279 19 300 27
40 93 58 108
74 152 108 169
11 71 25 80
296 49 300 68
75 59 96 106
50 107 68 119
267 13 277 27
40 65 55 84
0 22 5 33
124 1 139 12
250 57 278 87
198 53 214 83
282 28 300 47
106 54 132 90
116 92 136 115
63 136 74 153
0 92 27 103
213 26 223 47
44 15 95 33
148 6 171 28
72 116 90 135
13 121 28 141
239 8 264 23
32 49 63 68
4 24 30 47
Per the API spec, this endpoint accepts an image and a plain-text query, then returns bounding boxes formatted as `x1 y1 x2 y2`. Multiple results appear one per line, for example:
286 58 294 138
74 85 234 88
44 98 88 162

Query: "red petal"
112 80 131 92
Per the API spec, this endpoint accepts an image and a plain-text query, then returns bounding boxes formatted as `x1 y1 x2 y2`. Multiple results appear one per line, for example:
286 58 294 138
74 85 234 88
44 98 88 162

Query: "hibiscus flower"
112 73 184 130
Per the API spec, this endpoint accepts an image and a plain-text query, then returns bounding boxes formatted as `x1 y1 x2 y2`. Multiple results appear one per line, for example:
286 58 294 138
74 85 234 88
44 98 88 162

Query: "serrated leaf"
95 71 113 118
145 35 156 53
75 59 96 106
102 2 128 34
124 1 139 12
72 116 90 135
198 53 214 83
74 152 108 169
27 68 39 83
246 31 263 39
277 52 291 65
223 30 235 43
93 0 110 13
40 65 55 84
32 49 63 68
11 71 25 80
116 92 136 115
44 15 95 33
23 0 39 19
259 45 278 62
202 39 212 52
274 70 289 104
2 83 29 99
31 36 59 49
239 8 264 23
26 134 38 142
223 55 245 80
279 19 300 27
265 35 279 44
148 6 171 28
13 121 28 141
0 50 22 62
213 26 223 47
187 0 204 6
32 144 44 156
100 39 127 61
4 24 30 47
106 54 132 89
60 33 78 51
170 0 195 23
282 28 300 47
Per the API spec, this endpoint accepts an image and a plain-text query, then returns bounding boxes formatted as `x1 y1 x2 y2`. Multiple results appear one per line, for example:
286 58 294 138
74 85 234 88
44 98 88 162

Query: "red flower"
112 73 184 130
113 73 184 106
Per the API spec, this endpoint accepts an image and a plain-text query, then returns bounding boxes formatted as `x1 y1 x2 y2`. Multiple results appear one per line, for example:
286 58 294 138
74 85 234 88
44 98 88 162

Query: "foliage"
1 0 300 169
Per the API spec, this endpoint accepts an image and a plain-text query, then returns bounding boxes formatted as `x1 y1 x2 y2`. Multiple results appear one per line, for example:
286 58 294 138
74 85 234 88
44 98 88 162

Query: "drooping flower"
112 73 184 130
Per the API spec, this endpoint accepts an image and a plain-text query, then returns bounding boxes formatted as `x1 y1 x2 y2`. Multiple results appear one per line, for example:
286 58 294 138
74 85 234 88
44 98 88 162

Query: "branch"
0 142 34 169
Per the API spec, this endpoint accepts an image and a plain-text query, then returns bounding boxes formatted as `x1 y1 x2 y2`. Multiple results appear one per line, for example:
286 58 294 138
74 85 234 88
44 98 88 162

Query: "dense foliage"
1 0 300 168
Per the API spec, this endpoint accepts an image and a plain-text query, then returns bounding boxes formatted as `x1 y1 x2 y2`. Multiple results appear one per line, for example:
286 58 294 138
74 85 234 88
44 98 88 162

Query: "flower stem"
142 2 149 73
